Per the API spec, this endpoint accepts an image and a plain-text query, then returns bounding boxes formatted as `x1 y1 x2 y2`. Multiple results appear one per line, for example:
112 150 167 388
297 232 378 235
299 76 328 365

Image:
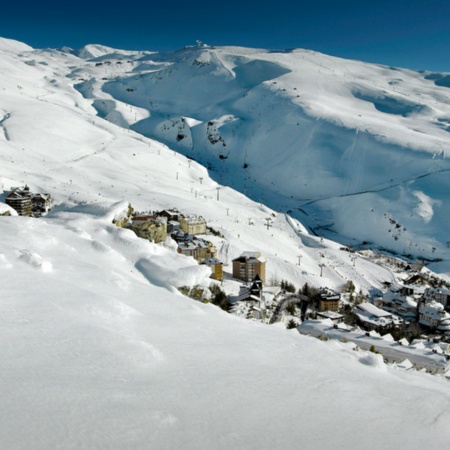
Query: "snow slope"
2 37 450 449
3 204 450 450
69 44 450 261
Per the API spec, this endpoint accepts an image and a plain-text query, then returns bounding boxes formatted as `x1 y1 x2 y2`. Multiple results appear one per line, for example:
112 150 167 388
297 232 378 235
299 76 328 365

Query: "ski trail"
341 128 361 195
0 113 11 141
300 168 450 207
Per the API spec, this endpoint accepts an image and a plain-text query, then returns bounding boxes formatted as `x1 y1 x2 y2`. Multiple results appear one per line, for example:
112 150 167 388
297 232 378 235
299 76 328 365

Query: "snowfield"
1 37 450 449
3 204 450 450
74 42 450 262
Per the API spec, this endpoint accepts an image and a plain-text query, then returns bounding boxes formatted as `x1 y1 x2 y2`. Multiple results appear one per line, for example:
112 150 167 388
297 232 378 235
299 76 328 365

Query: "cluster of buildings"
298 278 450 375
298 319 450 375
5 186 52 217
373 284 450 333
127 208 207 244
230 275 266 320
313 280 450 337
127 209 221 272
126 207 271 288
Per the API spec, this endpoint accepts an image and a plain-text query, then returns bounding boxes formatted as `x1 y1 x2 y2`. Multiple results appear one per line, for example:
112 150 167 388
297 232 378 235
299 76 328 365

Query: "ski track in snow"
0 112 11 140
299 167 450 207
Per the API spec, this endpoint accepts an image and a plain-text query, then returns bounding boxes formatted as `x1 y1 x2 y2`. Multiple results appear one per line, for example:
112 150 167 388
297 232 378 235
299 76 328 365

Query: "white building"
419 300 450 330
423 288 450 309
376 292 418 321
355 302 403 330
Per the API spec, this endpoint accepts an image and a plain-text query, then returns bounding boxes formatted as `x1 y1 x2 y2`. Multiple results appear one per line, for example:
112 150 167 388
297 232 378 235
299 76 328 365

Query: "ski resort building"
418 300 450 331
172 231 217 263
5 186 52 217
5 186 32 216
355 302 403 330
180 215 207 235
31 193 52 216
375 292 418 322
232 251 266 285
156 208 181 222
319 291 341 312
202 257 223 281
423 288 450 310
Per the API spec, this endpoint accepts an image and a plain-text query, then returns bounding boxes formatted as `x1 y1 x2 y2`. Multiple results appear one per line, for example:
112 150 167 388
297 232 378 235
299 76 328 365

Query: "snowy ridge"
72 43 141 60
0 37 33 53
2 37 450 448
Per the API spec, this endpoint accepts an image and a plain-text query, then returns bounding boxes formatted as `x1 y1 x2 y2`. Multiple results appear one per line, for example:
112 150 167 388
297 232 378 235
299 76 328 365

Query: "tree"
406 322 424 342
343 280 355 294
300 283 320 309
340 304 358 326
281 279 296 293
210 284 229 312
354 289 367 305
300 282 311 296
300 282 319 300
286 319 297 329
286 302 296 316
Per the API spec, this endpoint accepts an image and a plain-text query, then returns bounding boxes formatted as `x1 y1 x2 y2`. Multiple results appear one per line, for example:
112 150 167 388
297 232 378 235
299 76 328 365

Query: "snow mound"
359 352 386 370
135 255 211 290
0 37 33 53
0 203 18 216
0 253 12 269
19 250 52 273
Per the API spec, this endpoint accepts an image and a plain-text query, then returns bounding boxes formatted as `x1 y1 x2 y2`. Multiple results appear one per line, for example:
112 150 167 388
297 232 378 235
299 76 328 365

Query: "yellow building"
180 215 207 235
203 258 223 281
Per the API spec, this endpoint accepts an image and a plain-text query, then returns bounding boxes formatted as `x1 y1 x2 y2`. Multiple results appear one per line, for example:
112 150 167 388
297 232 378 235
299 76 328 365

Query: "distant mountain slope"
0 37 33 53
70 44 450 261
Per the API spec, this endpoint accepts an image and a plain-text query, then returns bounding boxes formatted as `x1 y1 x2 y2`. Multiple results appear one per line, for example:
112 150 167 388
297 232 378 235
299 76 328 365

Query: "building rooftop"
357 302 393 318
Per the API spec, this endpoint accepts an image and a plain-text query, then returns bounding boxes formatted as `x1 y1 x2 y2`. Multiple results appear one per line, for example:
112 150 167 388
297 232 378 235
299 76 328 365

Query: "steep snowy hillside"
68 43 450 263
3 202 450 450
2 37 450 449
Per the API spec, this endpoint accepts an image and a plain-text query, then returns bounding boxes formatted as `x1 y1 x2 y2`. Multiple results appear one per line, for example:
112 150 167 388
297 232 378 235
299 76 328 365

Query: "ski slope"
67 42 450 262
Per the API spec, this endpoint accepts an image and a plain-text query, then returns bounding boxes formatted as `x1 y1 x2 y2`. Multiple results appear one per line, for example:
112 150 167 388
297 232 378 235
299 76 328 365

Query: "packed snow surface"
1 37 450 449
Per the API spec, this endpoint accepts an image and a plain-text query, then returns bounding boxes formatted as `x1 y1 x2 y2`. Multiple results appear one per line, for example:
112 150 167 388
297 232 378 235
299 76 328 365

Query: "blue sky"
2 0 450 71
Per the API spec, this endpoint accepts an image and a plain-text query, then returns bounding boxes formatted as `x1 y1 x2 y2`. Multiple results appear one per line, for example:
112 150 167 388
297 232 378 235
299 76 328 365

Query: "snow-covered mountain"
2 37 450 449
70 42 450 263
